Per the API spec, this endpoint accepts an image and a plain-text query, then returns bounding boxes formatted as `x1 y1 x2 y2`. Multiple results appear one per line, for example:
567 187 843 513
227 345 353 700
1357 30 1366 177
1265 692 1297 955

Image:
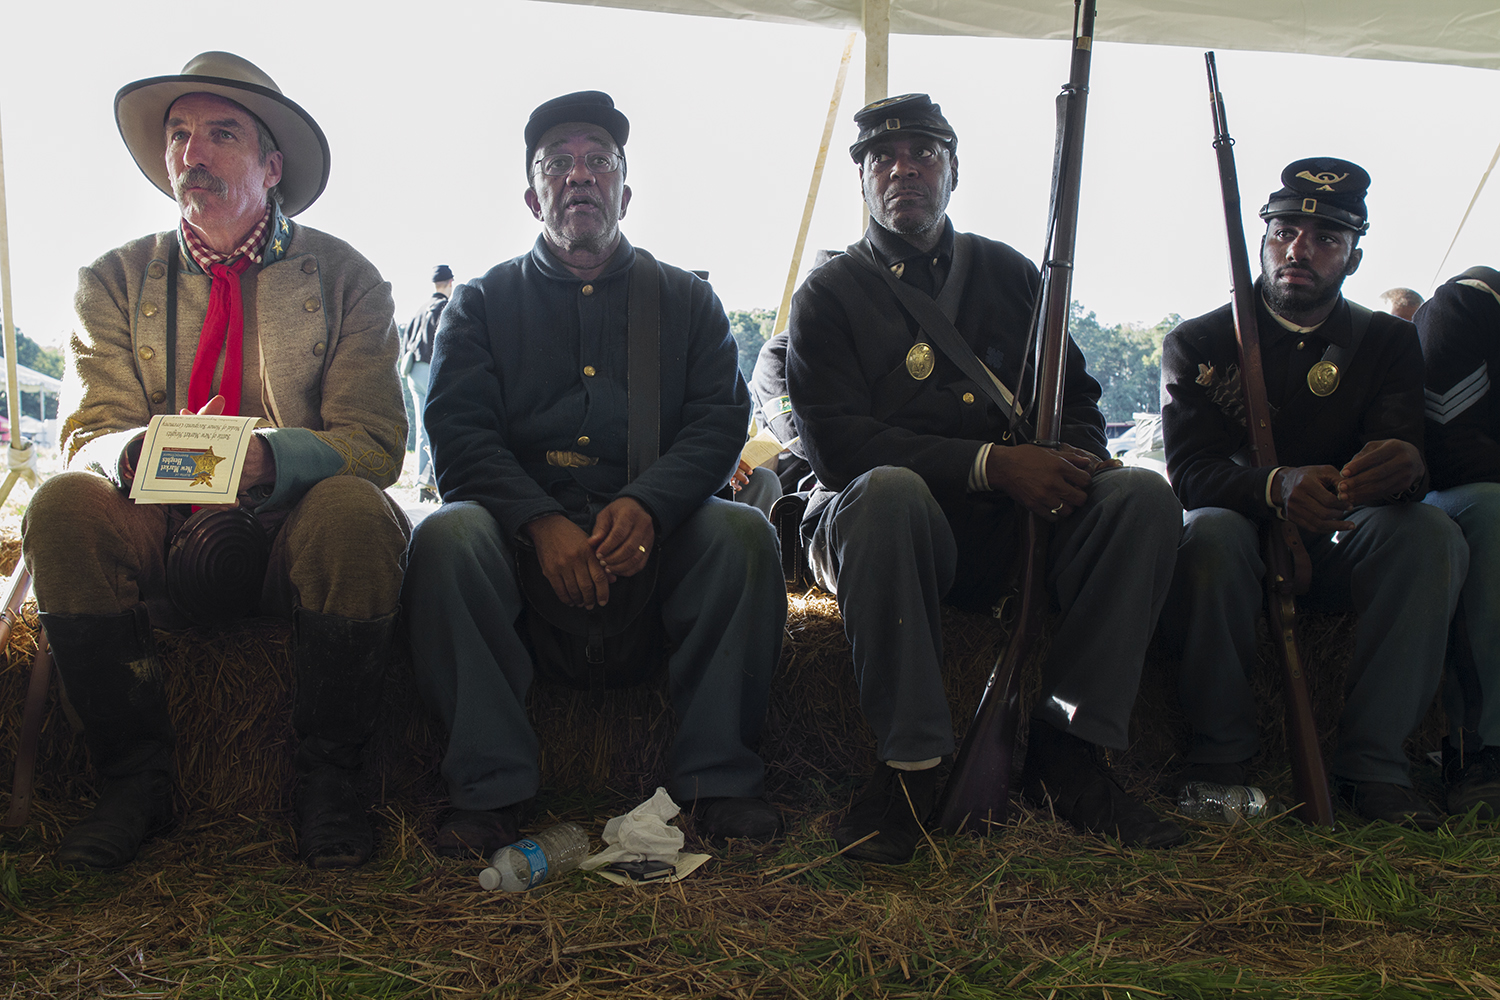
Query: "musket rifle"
938 0 1097 834
1204 51 1334 827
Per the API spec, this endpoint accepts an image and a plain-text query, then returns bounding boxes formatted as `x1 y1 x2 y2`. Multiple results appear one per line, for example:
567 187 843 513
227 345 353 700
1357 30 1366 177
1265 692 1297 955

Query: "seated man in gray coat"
23 52 410 871
403 92 785 856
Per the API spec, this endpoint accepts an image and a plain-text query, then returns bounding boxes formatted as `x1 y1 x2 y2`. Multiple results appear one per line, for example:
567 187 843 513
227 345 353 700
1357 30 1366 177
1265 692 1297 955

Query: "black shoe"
56 771 175 871
1444 744 1500 820
295 764 374 869
832 765 938 864
1170 759 1250 797
1021 722 1186 848
434 806 523 859
691 797 783 844
1336 779 1441 831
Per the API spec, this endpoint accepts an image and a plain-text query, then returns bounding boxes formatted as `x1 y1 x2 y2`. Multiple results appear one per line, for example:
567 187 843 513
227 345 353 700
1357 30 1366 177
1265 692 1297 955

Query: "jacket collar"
1254 278 1352 349
530 233 636 283
177 200 293 275
865 216 955 269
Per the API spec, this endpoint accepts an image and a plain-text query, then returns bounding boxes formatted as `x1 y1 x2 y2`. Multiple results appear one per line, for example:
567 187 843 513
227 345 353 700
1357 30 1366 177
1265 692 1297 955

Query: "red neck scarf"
187 255 254 414
182 208 271 415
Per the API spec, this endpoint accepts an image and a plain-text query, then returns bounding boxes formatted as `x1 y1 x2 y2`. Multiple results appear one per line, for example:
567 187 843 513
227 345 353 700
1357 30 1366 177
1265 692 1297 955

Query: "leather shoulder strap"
844 235 1026 434
165 231 179 414
627 249 662 483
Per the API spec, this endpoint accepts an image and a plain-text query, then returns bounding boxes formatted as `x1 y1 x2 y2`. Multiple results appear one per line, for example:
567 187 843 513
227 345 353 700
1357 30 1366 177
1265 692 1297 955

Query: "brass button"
962 392 975 404
147 262 166 279
304 297 320 313
312 342 326 356
301 258 317 274
583 366 596 377
577 435 590 446
150 390 166 404
138 346 154 361
141 302 158 318
581 284 594 296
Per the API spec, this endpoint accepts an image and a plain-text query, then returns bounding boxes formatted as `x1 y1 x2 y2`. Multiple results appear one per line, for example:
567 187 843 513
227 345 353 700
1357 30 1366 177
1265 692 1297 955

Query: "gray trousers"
1161 503 1467 784
807 465 1181 762
403 498 785 810
22 470 409 623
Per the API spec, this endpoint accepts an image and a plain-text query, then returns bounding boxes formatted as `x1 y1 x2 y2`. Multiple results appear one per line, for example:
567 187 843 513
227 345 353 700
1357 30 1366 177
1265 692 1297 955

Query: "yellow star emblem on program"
191 447 224 486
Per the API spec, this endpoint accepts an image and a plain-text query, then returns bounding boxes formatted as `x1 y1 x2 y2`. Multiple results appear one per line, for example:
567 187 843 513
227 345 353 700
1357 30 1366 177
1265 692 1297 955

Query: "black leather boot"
1021 721 1186 848
41 606 176 871
832 764 939 864
290 607 397 869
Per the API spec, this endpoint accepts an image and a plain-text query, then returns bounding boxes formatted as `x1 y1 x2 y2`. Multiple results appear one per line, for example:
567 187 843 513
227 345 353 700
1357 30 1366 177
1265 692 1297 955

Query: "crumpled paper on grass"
580 787 710 884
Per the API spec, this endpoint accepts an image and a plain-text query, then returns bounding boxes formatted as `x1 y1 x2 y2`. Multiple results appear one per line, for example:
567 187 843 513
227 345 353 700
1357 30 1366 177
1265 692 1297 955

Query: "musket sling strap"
1320 301 1371 378
627 249 662 480
846 235 1029 438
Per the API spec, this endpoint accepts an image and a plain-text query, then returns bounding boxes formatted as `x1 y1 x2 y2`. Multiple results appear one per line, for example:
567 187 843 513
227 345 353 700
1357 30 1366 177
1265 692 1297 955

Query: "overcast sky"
2 0 1498 347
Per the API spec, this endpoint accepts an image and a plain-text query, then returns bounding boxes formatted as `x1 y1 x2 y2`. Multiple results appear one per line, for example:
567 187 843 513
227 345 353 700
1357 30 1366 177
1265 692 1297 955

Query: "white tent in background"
0 361 61 397
535 0 1500 347
536 0 1500 70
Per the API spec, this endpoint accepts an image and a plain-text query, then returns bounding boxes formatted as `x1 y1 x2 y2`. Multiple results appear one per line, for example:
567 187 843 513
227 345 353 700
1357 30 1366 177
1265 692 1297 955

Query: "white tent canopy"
0 361 61 397
542 0 1500 70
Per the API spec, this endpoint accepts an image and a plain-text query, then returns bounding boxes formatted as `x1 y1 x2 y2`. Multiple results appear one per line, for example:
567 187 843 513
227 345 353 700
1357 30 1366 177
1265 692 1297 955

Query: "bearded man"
22 52 409 870
1161 158 1466 829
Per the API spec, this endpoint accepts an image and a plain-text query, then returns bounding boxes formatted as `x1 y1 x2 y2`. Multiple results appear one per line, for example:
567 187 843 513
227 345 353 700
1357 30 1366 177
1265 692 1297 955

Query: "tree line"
727 305 1178 426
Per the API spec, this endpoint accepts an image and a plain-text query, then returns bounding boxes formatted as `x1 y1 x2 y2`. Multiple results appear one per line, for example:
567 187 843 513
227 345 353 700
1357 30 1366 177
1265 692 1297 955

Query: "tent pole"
772 32 856 338
862 0 890 104
0 104 39 511
1431 136 1500 289
861 0 890 230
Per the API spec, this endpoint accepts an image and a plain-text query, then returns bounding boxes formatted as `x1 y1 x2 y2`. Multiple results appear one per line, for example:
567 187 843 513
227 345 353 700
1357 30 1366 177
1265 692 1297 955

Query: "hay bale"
0 571 1449 831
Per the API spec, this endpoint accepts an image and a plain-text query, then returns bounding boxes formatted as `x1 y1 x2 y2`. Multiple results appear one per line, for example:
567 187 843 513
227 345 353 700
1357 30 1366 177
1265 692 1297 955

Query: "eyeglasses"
533 151 623 177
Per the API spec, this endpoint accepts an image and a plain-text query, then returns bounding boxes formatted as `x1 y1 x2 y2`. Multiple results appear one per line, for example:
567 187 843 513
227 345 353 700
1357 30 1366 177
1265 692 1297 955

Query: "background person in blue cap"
403 91 785 856
1161 157 1467 829
786 94 1186 863
400 263 455 503
22 51 410 872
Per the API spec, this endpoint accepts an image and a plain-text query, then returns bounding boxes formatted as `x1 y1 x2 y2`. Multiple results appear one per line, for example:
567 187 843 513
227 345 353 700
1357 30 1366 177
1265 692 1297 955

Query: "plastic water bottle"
479 822 590 891
1176 782 1288 824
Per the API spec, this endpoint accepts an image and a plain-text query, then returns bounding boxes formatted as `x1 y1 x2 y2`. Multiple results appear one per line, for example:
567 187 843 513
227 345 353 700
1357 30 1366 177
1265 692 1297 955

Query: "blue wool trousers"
1424 482 1500 752
806 465 1181 763
1162 503 1466 784
403 498 785 810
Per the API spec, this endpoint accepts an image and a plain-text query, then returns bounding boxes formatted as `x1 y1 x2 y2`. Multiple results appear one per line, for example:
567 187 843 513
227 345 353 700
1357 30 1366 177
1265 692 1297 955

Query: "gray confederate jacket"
63 216 406 510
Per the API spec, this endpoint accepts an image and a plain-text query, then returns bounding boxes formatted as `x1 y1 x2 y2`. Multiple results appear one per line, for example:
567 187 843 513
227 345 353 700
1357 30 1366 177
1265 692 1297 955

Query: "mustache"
173 166 227 199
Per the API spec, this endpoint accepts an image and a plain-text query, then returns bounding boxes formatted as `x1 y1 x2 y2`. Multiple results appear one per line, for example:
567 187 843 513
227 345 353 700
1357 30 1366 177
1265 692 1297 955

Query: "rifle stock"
939 0 1096 834
1204 52 1334 827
